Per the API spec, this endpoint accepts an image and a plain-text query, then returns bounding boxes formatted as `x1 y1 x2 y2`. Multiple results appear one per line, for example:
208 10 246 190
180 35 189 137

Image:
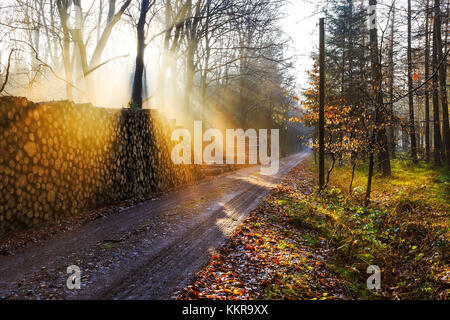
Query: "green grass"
326 158 449 208
184 156 449 300
268 157 449 299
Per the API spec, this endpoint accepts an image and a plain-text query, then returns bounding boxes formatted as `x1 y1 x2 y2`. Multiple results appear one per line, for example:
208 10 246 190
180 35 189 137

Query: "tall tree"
70 0 131 100
424 0 431 162
407 0 418 162
432 1 443 166
366 0 382 204
131 0 151 109
183 0 203 121
319 18 325 189
434 0 450 166
373 0 391 177
388 0 396 159
56 0 73 100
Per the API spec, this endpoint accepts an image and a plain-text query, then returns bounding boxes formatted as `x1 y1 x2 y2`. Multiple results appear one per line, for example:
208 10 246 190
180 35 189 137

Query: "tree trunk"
319 18 325 189
90 0 131 70
432 6 443 166
155 0 173 110
365 134 375 206
184 44 196 119
131 0 150 109
425 0 431 162
349 161 356 194
57 0 73 101
407 0 418 162
388 1 396 159
434 0 450 166
200 0 212 123
183 0 201 122
366 0 390 204
372 0 391 176
107 0 116 24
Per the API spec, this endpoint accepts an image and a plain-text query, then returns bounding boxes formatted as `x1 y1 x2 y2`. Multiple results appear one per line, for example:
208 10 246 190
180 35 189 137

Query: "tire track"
0 152 308 299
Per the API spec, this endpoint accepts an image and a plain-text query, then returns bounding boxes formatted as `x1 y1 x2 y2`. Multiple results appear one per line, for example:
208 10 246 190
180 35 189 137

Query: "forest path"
0 151 309 300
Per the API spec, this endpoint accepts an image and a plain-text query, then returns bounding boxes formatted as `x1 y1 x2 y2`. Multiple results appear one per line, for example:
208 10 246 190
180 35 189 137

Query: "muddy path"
0 152 309 300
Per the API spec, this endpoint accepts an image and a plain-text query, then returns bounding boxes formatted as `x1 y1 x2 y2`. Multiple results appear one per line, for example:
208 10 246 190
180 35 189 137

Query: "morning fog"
171 121 279 175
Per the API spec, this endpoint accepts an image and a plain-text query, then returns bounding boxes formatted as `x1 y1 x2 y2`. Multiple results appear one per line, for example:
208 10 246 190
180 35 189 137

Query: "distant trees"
0 0 298 137
297 0 449 203
69 0 132 99
56 0 74 100
149 0 293 128
0 0 132 101
412 0 449 166
298 0 390 200
433 0 450 166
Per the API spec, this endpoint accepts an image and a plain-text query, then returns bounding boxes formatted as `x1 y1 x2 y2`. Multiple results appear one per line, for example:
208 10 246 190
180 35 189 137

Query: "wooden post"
319 18 325 189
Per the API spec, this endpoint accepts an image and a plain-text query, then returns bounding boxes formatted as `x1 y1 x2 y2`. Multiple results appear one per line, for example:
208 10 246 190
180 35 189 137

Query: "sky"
0 0 356 105
0 0 322 94
281 0 324 91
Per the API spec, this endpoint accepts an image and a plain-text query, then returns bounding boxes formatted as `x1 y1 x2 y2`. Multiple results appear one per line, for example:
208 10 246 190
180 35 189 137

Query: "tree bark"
407 0 418 162
183 0 201 122
425 0 431 162
388 1 396 159
434 0 450 166
319 18 325 189
373 0 391 176
432 5 443 166
366 0 390 205
56 0 73 101
131 0 150 109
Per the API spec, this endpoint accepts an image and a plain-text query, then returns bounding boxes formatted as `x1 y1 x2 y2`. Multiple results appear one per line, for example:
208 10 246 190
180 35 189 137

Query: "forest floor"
180 156 449 300
0 152 307 299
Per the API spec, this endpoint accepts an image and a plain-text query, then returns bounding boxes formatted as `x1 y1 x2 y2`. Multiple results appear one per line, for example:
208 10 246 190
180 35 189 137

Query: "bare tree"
131 0 156 109
0 50 14 94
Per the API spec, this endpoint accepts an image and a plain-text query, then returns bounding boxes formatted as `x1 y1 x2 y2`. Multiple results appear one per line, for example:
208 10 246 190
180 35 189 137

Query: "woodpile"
0 97 200 235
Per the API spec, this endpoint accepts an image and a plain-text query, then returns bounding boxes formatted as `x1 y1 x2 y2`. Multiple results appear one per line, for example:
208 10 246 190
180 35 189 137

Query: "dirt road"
0 152 309 300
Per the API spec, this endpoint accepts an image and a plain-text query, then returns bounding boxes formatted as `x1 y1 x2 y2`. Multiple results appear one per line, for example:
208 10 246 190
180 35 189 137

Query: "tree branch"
0 49 14 94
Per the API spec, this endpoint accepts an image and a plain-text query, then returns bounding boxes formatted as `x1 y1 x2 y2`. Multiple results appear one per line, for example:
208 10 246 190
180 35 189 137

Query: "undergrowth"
271 157 449 299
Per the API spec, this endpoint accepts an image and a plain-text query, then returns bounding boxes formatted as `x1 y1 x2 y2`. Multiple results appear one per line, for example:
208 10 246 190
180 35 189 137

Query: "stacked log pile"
0 97 200 235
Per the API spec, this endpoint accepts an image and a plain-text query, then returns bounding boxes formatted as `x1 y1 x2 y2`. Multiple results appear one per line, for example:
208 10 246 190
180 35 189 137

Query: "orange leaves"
178 165 348 300
245 244 257 251
289 116 303 123
413 73 418 81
